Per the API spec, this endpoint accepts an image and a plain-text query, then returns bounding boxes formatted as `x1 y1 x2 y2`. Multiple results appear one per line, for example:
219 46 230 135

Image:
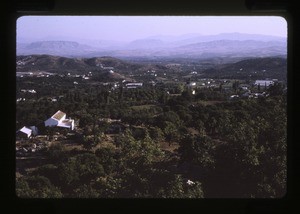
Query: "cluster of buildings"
16 71 54 78
229 91 269 100
16 110 75 139
228 79 278 100
67 72 92 80
254 80 276 87
20 89 36 93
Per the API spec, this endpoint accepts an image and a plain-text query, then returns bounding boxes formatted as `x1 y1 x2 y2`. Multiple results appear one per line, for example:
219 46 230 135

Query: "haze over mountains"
17 33 287 59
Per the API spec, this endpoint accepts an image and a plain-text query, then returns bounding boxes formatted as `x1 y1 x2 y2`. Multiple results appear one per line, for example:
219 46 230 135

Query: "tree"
16 176 63 198
232 80 240 93
73 184 99 198
163 121 180 144
210 98 286 197
158 93 168 104
82 135 94 151
181 90 193 102
138 131 164 165
175 84 184 94
195 119 206 136
58 153 105 188
46 143 66 163
33 164 60 186
118 130 164 167
164 175 204 198
268 82 284 96
178 134 216 169
82 125 103 150
95 146 116 174
149 126 164 143
79 113 94 127
92 176 123 198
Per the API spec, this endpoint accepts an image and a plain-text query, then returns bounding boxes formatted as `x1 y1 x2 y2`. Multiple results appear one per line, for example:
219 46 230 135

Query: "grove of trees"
16 75 286 198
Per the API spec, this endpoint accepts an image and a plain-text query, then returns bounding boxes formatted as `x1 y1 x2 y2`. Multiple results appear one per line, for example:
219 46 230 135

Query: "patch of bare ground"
61 140 84 151
158 141 179 153
187 127 199 135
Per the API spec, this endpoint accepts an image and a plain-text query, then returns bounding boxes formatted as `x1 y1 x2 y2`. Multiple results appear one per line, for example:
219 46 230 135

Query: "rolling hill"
16 55 141 77
16 55 287 82
201 57 287 80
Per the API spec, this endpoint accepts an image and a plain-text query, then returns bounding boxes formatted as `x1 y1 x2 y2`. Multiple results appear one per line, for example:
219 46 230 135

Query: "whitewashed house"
254 80 274 87
126 83 143 89
188 82 196 87
44 110 74 130
16 126 33 139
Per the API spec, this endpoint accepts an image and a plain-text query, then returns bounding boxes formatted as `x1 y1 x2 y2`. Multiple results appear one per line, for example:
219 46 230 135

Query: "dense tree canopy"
16 74 286 198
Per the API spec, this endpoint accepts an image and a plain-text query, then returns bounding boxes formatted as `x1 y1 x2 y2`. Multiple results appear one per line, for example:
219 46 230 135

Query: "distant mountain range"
17 33 287 59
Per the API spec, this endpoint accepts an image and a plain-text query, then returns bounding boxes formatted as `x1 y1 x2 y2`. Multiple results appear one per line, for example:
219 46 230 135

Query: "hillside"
201 57 287 80
16 55 141 74
172 40 286 58
16 55 287 82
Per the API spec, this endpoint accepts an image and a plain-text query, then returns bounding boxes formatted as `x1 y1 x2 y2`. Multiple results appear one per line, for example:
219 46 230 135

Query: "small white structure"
187 179 195 186
16 126 32 139
240 86 248 90
44 110 74 130
254 80 274 87
188 82 196 87
126 82 143 89
28 89 36 93
230 95 239 100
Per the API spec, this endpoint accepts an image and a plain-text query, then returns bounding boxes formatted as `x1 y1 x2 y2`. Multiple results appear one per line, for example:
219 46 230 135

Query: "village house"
16 126 33 139
254 80 274 87
44 110 75 130
126 82 143 89
187 82 196 87
16 126 38 139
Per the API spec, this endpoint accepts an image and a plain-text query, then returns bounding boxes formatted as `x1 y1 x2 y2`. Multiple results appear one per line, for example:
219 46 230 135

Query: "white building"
188 82 196 87
126 82 143 89
16 126 32 139
254 80 274 87
44 110 74 130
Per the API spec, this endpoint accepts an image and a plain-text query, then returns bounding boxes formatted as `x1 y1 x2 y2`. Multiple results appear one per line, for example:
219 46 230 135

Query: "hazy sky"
17 16 287 42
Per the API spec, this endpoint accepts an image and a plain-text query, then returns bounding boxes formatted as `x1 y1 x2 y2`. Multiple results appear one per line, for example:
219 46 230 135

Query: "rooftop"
19 126 32 135
255 80 274 86
60 119 73 126
57 119 74 129
52 110 66 121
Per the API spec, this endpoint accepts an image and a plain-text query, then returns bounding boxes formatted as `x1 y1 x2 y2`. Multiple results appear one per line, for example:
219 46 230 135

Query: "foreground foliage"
16 77 286 198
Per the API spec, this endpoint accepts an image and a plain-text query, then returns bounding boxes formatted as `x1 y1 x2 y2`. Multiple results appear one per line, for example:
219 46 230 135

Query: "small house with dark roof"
44 110 74 130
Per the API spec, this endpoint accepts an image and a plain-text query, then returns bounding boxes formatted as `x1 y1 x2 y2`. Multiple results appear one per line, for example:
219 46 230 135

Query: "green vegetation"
16 56 287 198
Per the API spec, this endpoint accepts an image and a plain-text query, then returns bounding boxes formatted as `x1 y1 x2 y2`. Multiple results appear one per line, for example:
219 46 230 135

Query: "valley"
16 53 287 198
